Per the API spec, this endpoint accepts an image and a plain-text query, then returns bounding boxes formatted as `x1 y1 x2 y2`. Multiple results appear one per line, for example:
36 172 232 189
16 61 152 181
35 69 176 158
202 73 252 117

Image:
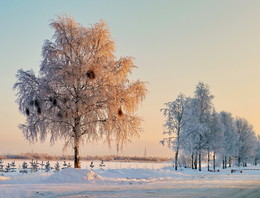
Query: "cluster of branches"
161 82 260 171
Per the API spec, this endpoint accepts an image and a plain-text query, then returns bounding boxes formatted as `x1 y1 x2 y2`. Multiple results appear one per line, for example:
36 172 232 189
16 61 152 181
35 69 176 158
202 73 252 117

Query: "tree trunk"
213 152 216 170
199 153 201 171
207 149 210 171
175 150 178 171
74 137 80 168
222 157 225 169
73 116 81 169
194 155 197 170
175 129 181 171
229 157 231 168
238 157 240 167
191 154 194 169
224 156 227 169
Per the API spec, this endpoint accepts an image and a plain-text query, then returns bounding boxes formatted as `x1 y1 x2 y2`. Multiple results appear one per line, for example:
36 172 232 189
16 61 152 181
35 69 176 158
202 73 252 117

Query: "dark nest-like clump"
86 70 95 79
52 98 57 106
25 108 30 116
118 108 123 116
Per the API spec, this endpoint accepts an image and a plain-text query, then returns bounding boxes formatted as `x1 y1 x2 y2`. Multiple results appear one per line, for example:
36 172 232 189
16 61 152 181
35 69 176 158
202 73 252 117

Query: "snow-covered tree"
161 81 260 171
14 16 146 168
181 98 199 169
219 111 238 168
99 160 105 170
235 117 257 167
45 161 51 172
0 159 4 172
161 90 219 171
161 93 189 170
21 161 28 173
54 161 60 172
254 135 260 165
192 82 214 171
205 111 224 171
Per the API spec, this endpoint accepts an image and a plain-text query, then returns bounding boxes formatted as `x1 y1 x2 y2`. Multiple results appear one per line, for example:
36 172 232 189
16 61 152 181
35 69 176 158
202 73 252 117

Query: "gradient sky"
0 0 260 157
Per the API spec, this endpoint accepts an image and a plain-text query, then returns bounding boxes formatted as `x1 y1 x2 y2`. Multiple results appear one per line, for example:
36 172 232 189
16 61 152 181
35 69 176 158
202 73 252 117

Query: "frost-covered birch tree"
192 82 214 171
235 118 256 167
14 16 146 168
219 111 238 168
181 97 200 169
254 135 260 165
161 94 188 170
206 111 224 171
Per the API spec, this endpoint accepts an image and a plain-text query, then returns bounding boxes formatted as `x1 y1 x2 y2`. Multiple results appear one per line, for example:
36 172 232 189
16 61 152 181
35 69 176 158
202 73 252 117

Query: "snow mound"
45 168 104 183
0 176 10 181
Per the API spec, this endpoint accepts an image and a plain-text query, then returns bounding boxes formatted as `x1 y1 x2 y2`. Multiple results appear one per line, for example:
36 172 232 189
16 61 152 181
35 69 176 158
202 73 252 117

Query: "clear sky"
0 0 260 157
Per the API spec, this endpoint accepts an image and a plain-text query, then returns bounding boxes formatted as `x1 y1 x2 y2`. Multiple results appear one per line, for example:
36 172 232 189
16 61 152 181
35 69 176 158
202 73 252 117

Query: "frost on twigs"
13 16 147 168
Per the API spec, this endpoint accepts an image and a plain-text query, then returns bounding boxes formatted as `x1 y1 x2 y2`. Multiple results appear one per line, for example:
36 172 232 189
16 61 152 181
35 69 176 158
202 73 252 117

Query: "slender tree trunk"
175 150 179 171
229 157 231 168
207 149 210 171
194 155 197 170
191 154 194 169
199 153 202 171
73 117 81 168
175 136 180 171
255 158 257 166
238 157 240 167
222 157 225 169
224 156 227 169
74 137 80 168
213 152 216 170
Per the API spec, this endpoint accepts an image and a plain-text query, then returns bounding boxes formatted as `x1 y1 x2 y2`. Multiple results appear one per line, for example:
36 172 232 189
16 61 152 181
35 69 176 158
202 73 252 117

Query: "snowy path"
1 179 260 198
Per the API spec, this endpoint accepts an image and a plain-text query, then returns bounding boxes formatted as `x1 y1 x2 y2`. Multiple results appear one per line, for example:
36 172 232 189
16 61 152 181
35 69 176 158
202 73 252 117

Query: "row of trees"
161 82 260 171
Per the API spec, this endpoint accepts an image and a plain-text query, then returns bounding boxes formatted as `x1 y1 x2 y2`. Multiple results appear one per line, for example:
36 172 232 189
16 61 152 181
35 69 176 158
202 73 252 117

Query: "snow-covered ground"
1 160 260 198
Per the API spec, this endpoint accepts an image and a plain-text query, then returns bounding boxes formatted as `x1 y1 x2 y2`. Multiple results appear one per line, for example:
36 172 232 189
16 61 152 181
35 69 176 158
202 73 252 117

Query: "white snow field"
0 160 260 198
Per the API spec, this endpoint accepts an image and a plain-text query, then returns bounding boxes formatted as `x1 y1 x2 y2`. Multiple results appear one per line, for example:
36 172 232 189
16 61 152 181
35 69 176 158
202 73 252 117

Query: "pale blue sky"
0 0 260 157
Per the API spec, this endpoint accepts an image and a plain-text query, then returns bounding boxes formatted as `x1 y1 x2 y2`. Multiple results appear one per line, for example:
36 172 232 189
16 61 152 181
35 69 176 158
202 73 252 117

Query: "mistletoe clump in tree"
14 16 146 168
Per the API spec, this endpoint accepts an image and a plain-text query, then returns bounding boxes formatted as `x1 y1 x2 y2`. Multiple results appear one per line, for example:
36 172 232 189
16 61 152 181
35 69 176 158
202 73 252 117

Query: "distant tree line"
0 153 170 162
161 82 260 171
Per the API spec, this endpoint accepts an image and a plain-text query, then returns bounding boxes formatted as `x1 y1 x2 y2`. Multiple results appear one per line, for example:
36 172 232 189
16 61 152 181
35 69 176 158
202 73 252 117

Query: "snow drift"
44 168 104 183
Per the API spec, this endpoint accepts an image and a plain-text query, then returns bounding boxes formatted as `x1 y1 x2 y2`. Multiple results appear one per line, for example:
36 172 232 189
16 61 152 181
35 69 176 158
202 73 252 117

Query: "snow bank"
1 165 260 198
0 176 10 181
44 168 104 183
